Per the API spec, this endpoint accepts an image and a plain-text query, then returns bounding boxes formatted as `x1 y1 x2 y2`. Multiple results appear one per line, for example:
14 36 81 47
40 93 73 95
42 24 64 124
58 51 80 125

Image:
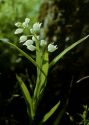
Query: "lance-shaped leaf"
40 100 60 124
16 75 34 119
49 35 89 68
4 41 46 76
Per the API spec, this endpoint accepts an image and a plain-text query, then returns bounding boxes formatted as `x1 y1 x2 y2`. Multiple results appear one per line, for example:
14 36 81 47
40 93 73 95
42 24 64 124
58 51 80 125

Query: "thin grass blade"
16 75 32 116
4 42 46 76
40 100 60 124
49 35 89 68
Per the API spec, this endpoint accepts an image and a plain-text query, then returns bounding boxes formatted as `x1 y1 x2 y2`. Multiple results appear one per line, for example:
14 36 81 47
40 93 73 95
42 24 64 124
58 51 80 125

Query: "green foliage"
49 35 89 68
3 25 89 124
78 105 89 125
1 1 89 124
40 100 60 124
16 75 33 119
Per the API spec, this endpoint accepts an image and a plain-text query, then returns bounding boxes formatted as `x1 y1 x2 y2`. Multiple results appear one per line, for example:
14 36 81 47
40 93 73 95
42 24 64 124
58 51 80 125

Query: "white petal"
22 18 30 28
22 22 28 28
23 40 34 46
48 43 58 52
15 22 22 27
19 35 27 43
27 45 36 51
30 28 34 33
14 28 23 34
32 22 42 32
25 18 30 24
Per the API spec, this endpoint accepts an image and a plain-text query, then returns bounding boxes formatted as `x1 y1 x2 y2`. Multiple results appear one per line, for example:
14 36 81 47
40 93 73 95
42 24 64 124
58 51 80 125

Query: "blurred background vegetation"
0 0 89 125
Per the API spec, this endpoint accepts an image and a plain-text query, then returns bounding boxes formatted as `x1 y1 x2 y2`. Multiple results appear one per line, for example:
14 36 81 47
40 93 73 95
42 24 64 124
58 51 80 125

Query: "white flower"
27 45 36 51
15 22 22 27
22 18 30 28
23 39 35 51
48 43 58 52
22 22 28 28
32 22 42 32
32 36 39 41
40 40 47 47
23 40 34 46
25 18 30 24
19 35 27 43
14 28 23 34
30 28 34 33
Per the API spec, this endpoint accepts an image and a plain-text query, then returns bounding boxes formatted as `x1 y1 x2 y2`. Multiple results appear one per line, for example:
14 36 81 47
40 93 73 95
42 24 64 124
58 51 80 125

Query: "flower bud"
25 18 30 24
40 40 47 47
27 45 36 51
15 22 22 27
22 18 30 28
14 28 23 34
32 36 39 41
23 40 34 46
32 22 42 33
19 35 27 43
48 43 58 52
30 28 34 33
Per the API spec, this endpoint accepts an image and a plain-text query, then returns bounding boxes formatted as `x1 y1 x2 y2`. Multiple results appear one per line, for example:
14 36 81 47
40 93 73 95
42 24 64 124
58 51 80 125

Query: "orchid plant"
2 17 89 125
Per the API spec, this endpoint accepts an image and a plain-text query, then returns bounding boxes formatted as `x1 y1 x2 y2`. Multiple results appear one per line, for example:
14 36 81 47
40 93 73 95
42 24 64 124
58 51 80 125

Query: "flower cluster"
14 18 58 52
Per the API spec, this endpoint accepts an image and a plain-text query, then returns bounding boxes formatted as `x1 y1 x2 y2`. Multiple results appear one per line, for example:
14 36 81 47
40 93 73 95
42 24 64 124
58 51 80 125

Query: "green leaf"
53 104 67 125
8 42 37 66
49 35 89 68
5 41 46 76
16 75 34 119
40 100 60 124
